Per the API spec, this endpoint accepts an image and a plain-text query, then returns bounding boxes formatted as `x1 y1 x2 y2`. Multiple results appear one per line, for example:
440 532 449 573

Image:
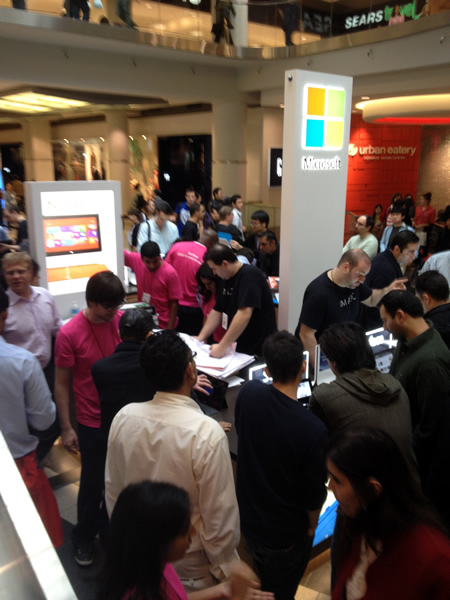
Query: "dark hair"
422 192 432 204
0 287 9 312
140 330 192 391
416 270 450 302
119 309 155 341
218 205 233 220
391 193 402 204
389 230 419 251
231 195 242 206
327 428 441 557
260 230 278 245
320 322 375 374
213 187 222 197
141 241 161 259
362 215 375 231
337 249 371 269
236 247 254 263
128 208 145 223
378 290 424 318
222 197 233 207
185 187 195 195
251 210 269 227
204 244 237 265
210 200 222 215
189 202 200 216
155 199 173 215
85 271 125 307
391 204 406 217
196 262 220 303
97 481 191 600
263 330 304 384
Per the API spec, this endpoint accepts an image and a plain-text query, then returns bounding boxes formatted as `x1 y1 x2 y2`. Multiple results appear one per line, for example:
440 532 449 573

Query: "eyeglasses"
100 302 125 311
191 351 197 361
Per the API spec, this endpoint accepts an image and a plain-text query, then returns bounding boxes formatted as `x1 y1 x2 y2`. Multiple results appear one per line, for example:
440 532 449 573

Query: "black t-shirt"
235 380 328 546
297 271 372 340
214 264 277 356
215 223 242 243
181 220 199 241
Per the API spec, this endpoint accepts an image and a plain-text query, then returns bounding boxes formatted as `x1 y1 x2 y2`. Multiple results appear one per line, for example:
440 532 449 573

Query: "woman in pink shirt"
97 481 265 600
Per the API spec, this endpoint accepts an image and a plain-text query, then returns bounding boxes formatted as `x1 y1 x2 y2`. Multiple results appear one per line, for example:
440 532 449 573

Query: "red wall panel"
346 114 422 216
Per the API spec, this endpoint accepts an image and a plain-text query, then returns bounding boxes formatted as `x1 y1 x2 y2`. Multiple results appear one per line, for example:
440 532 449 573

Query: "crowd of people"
1 180 450 600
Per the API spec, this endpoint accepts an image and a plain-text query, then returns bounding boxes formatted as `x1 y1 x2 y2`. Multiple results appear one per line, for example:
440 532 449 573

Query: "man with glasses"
106 330 239 592
54 270 125 567
359 230 419 331
342 214 378 259
296 249 407 370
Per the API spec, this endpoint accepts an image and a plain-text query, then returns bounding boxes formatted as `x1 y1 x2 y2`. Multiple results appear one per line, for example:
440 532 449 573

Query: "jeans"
117 0 134 27
72 423 108 546
245 534 313 600
71 0 90 21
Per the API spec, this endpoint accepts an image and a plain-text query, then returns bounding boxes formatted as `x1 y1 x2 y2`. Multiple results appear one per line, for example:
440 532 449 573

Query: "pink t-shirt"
165 241 206 308
124 251 182 329
122 564 187 600
55 311 122 428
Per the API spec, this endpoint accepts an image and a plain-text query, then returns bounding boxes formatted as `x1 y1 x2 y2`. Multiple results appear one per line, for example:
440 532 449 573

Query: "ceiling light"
100 137 105 142
356 94 450 122
129 136 134 140
361 96 370 100
0 92 88 114
64 138 69 143
80 138 85 142
142 135 147 140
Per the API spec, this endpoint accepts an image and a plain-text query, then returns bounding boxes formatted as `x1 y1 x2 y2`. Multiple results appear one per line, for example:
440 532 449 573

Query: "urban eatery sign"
348 143 417 160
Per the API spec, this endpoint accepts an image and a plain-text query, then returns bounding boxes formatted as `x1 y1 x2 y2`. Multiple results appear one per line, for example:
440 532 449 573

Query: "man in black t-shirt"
296 249 407 369
197 244 277 357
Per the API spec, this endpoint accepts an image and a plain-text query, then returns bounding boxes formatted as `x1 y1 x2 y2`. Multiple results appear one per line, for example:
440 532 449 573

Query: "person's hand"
210 344 226 358
388 278 408 292
228 562 272 600
219 421 232 432
230 240 243 251
61 426 79 454
193 373 213 396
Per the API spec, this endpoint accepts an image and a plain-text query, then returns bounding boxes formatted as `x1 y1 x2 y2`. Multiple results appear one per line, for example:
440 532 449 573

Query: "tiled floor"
46 441 332 600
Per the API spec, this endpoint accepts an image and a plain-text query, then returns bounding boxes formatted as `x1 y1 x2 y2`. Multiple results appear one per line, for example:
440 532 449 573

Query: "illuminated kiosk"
26 181 124 319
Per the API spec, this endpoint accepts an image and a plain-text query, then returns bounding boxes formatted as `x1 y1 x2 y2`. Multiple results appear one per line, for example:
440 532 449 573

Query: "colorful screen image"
43 215 102 256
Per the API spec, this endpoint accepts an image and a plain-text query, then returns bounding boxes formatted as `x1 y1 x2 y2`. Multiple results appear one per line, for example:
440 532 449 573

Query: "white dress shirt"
105 391 240 582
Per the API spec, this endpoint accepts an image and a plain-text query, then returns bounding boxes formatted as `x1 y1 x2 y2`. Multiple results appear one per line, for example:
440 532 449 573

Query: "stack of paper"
179 333 255 379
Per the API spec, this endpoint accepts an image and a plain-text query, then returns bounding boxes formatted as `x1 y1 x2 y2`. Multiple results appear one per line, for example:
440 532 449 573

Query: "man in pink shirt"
124 242 182 329
165 230 218 334
54 270 125 567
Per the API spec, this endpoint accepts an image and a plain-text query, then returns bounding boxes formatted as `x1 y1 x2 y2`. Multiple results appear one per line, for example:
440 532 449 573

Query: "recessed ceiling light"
100 137 105 142
361 96 370 100
80 138 85 142
64 138 69 143
129 136 134 140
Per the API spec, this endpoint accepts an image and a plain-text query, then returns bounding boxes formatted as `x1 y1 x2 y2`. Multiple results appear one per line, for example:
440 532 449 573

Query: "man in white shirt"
137 199 178 254
231 194 245 239
342 215 378 259
105 330 240 591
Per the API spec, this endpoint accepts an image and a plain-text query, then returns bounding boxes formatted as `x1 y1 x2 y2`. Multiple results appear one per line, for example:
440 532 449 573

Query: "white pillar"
212 101 247 197
232 1 248 47
105 111 130 214
22 120 54 181
279 69 353 332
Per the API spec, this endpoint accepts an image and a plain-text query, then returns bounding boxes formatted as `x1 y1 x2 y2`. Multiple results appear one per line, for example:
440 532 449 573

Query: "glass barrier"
0 0 447 48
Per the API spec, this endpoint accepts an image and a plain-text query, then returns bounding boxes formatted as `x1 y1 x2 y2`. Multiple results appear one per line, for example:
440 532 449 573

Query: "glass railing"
0 0 448 50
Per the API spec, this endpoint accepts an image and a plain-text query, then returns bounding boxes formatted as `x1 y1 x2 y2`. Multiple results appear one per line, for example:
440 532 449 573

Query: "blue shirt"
0 336 55 458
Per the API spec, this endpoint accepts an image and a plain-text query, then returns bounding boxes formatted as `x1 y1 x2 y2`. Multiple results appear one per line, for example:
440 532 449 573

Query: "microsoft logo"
304 86 346 150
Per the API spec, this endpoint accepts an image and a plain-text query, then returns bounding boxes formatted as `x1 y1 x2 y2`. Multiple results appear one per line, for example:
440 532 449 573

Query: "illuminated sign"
348 143 417 160
302 85 346 171
344 0 423 30
304 86 346 150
